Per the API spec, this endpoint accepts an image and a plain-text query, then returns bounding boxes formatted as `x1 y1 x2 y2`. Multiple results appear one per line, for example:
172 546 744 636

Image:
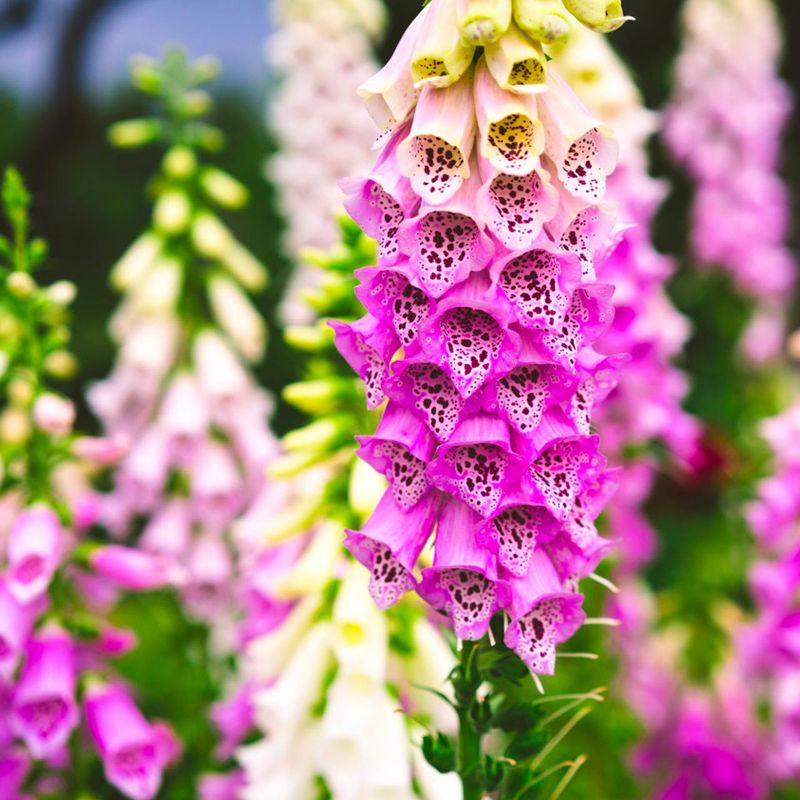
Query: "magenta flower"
6 507 62 605
10 630 78 759
337 10 627 674
0 580 36 683
85 683 165 800
88 545 186 591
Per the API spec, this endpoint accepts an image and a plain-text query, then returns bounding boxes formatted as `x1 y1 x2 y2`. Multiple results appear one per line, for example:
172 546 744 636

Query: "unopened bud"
199 167 249 209
46 280 77 307
44 350 77 379
163 146 197 179
283 378 358 414
562 0 631 32
513 0 571 43
182 90 212 117
33 393 75 437
457 0 513 45
108 119 160 148
6 271 36 299
110 233 162 291
154 191 191 235
284 323 334 352
0 407 30 445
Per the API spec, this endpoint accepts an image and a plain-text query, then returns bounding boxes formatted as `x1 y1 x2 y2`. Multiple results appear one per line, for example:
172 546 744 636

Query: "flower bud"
0 407 30 445
562 0 631 31
8 376 34 405
6 271 36 298
32 393 75 437
153 191 191 235
456 0 512 45
46 280 77 306
43 350 77 379
134 257 183 314
207 274 267 362
163 146 197 179
282 377 358 414
199 167 249 209
110 233 162 291
108 118 161 148
513 0 571 43
274 519 343 599
284 323 334 352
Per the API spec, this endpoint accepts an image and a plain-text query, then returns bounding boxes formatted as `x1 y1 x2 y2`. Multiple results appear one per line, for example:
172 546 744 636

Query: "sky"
0 0 271 102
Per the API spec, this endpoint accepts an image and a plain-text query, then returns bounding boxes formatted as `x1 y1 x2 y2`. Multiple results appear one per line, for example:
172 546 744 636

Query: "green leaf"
421 732 457 774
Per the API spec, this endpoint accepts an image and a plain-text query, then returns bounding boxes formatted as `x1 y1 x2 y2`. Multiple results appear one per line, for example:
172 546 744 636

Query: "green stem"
455 639 483 800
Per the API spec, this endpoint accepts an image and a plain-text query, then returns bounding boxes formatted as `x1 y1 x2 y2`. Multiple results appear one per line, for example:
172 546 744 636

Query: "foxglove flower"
6 507 62 605
90 53 278 640
339 0 626 675
10 629 79 759
85 683 165 800
665 0 796 362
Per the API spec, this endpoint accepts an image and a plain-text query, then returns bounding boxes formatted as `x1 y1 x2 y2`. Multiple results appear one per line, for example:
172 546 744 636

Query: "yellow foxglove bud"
207 274 267 362
284 323 334 352
283 378 359 415
108 118 160 148
110 233 161 291
153 191 191 235
411 0 476 88
513 0 571 43
199 167 249 209
562 0 631 32
163 146 197 179
485 22 548 92
456 0 512 44
6 271 36 299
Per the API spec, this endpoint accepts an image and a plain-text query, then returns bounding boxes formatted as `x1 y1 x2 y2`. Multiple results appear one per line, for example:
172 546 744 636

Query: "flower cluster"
337 0 632 675
0 168 177 800
89 51 279 634
268 0 387 325
738 400 800 783
203 219 459 800
665 0 796 362
551 24 699 571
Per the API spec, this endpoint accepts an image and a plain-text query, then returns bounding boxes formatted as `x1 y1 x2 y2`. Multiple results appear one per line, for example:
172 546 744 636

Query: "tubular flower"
267 0 388 324
550 22 700 572
337 0 632 676
89 51 279 636
0 166 168 799
736 400 800 784
664 0 796 362
202 222 459 798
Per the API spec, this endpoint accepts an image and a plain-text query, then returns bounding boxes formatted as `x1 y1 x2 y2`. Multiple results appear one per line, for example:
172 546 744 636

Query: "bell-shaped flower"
503 550 585 674
11 629 79 759
7 507 62 605
397 70 477 205
397 162 495 298
345 488 439 609
419 498 511 640
85 683 165 800
356 403 437 512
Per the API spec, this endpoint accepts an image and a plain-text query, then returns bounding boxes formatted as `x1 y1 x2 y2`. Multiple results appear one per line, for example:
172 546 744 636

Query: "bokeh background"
1 1 799 796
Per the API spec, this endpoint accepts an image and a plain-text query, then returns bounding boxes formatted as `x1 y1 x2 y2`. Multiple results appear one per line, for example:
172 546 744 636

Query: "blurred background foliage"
0 0 799 796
